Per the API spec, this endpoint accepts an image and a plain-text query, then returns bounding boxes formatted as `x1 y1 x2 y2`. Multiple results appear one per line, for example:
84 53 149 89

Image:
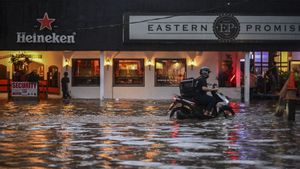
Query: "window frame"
113 58 145 87
253 51 269 75
275 52 289 72
71 58 100 87
154 58 187 87
252 51 290 74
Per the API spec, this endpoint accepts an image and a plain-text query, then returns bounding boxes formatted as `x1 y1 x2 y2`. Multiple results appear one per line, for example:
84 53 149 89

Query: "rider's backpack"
179 78 197 98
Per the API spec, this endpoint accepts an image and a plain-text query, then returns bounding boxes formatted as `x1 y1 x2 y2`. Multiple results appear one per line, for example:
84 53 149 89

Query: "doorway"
47 65 60 94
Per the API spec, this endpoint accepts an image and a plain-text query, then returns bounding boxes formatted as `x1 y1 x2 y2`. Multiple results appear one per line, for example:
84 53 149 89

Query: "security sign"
12 82 38 97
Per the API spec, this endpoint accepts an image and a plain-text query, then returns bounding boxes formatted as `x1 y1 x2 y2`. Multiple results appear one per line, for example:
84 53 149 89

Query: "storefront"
0 0 300 102
1 50 299 100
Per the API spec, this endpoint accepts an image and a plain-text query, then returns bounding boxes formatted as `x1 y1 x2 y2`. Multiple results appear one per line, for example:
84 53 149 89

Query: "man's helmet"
199 66 211 75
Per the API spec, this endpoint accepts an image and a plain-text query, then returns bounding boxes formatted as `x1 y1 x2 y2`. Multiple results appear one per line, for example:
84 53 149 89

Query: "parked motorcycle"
168 78 235 119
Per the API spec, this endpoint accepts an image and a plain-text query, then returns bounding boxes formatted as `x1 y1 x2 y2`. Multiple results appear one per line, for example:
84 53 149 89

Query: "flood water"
0 99 299 169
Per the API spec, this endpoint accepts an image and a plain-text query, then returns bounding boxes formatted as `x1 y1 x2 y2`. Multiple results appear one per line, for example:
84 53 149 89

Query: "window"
274 52 289 72
72 59 100 86
155 59 186 87
253 51 269 74
113 59 144 86
252 51 289 74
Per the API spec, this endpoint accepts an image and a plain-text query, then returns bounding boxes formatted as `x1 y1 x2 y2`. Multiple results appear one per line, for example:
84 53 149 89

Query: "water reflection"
0 99 299 168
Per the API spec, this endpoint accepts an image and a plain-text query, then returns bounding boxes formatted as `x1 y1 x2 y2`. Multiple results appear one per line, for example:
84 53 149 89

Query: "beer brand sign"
12 82 38 97
126 14 300 41
16 12 76 44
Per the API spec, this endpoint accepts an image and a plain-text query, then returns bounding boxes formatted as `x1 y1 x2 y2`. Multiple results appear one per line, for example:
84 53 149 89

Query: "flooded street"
0 99 299 169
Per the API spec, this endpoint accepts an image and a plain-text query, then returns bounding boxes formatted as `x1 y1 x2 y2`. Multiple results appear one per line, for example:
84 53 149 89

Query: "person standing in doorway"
61 72 71 99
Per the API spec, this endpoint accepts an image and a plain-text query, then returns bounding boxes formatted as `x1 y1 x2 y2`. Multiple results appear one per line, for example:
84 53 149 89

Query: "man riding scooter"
168 66 235 119
194 67 218 117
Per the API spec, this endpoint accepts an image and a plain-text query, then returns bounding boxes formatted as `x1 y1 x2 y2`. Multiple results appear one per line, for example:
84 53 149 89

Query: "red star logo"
37 12 55 31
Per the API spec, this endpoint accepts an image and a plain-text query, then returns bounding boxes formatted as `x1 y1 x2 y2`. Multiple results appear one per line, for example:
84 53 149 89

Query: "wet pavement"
0 99 299 169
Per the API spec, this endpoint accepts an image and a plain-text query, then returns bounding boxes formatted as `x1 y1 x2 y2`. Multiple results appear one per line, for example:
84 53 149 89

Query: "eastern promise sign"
127 15 300 41
12 82 38 97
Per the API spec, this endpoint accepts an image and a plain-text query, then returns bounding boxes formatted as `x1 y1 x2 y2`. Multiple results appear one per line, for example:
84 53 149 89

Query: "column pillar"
244 52 251 104
100 51 105 100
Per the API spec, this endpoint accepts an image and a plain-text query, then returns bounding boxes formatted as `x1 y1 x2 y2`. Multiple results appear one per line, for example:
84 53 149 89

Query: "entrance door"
12 60 44 81
47 66 60 94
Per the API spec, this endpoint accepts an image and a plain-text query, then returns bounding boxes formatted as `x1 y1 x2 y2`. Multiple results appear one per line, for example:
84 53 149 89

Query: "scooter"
168 84 235 119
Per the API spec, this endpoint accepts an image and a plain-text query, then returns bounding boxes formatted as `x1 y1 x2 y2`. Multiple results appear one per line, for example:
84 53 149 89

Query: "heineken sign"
16 12 76 44
127 14 300 41
17 32 76 43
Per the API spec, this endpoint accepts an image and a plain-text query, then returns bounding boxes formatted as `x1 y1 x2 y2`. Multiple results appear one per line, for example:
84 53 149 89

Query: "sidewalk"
0 93 62 100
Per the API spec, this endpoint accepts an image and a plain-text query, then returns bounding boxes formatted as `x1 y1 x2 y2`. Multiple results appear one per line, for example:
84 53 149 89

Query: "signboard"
126 15 300 41
16 12 76 44
12 82 38 97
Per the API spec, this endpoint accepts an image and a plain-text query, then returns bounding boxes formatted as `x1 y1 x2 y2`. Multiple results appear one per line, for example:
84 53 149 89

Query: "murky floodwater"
0 99 299 169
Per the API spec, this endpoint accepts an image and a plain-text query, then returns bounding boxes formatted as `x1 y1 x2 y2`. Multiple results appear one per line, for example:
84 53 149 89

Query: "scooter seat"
180 96 195 102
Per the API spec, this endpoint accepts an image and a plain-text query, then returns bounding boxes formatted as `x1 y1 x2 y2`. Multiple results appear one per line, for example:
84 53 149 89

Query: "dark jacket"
61 76 70 92
194 76 208 96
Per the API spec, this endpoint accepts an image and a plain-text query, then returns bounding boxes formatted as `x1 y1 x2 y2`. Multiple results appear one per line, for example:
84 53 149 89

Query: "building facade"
0 0 300 101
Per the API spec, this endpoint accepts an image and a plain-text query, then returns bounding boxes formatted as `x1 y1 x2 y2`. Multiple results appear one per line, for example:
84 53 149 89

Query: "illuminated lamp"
65 58 70 71
188 58 196 70
146 58 153 70
104 57 112 70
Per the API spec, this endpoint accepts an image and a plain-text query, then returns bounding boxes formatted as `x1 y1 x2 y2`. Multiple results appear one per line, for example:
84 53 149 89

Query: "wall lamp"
104 57 112 70
65 58 70 71
188 58 196 70
146 58 154 70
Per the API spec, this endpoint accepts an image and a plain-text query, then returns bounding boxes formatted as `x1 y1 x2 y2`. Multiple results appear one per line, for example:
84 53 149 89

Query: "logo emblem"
213 14 240 41
37 12 56 31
